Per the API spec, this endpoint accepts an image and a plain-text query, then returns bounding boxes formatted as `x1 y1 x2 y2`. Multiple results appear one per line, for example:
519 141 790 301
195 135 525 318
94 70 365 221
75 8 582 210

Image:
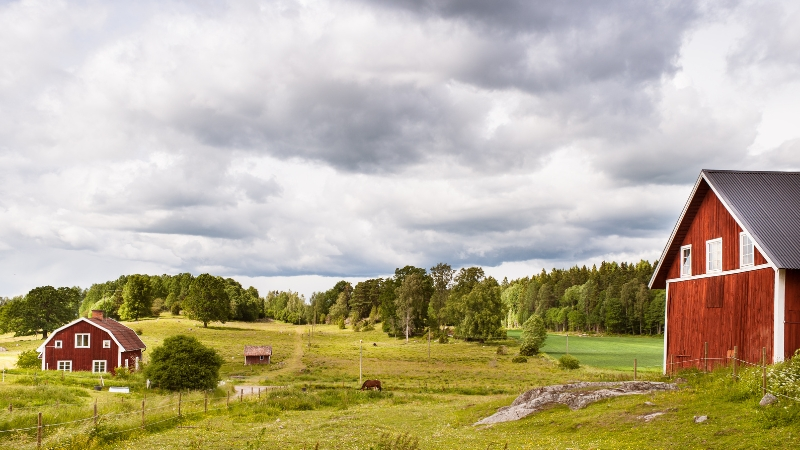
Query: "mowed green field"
1 317 799 449
506 331 664 372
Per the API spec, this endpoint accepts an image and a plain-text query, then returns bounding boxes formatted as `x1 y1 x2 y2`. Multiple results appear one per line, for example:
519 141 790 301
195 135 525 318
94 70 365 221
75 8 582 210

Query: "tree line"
0 260 665 340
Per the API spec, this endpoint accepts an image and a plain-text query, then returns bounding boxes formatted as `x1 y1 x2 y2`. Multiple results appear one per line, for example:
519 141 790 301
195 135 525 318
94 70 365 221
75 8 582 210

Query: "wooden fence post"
204 391 208 413
141 399 145 429
178 392 182 418
94 400 98 425
704 342 708 373
733 346 738 380
37 412 42 449
634 359 637 381
762 347 767 396
226 391 230 409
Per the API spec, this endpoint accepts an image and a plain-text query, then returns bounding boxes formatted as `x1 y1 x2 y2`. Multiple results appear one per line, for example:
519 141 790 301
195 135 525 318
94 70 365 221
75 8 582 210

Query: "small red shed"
244 345 272 365
650 170 800 373
36 310 146 374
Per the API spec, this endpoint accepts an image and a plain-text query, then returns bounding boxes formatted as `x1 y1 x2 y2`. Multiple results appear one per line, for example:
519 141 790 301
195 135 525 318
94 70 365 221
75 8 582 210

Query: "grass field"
1 316 799 449
511 331 664 372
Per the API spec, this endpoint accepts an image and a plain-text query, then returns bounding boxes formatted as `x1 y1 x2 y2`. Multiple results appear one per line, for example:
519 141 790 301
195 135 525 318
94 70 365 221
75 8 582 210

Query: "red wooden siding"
245 355 270 365
667 268 774 368
43 321 142 373
785 269 800 359
666 189 767 280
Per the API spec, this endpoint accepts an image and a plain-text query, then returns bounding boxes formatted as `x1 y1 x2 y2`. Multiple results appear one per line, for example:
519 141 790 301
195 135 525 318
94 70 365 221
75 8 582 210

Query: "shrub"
144 335 224 391
559 354 580 370
438 335 448 344
135 328 144 335
17 350 40 369
361 323 375 332
338 318 346 329
353 321 362 332
496 345 507 355
519 315 547 356
512 355 528 363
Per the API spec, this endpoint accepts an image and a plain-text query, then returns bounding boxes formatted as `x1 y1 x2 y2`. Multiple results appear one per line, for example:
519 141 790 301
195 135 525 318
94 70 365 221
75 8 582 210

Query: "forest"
0 260 664 340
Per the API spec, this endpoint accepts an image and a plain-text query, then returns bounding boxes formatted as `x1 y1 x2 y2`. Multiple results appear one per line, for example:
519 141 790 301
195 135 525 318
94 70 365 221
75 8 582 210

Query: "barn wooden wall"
667 268 774 368
667 189 767 280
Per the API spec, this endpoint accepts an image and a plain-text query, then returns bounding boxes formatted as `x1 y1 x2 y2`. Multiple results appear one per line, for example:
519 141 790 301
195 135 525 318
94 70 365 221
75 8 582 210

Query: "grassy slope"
1 317 799 449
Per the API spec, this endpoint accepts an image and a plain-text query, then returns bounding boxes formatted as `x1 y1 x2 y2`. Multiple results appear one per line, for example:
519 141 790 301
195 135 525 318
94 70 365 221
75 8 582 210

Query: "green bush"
519 315 547 356
338 318 346 329
144 335 223 391
559 354 580 370
511 355 528 363
17 350 40 369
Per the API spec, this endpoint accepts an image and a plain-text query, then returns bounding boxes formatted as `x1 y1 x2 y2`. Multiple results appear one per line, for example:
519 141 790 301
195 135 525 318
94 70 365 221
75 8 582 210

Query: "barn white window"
75 334 90 348
680 245 692 277
57 361 72 372
706 238 722 273
103 340 111 348
92 360 106 373
259 355 264 361
740 232 754 267
54 340 62 349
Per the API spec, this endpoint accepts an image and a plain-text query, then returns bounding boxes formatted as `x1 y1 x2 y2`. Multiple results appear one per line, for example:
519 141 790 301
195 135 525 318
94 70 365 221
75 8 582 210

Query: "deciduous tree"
183 274 230 328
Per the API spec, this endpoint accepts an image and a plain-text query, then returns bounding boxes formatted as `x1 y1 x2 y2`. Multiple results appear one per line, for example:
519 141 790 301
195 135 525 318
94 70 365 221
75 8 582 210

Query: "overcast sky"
2 0 800 299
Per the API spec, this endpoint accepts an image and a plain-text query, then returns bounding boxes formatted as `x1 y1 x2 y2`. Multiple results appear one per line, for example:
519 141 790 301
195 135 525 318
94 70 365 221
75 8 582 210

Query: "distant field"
507 331 664 371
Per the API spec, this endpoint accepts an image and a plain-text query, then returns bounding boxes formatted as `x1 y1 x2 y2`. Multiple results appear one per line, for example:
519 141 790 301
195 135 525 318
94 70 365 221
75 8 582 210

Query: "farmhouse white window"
680 245 692 277
706 238 722 273
740 232 754 267
92 360 106 373
75 334 90 348
57 361 72 372
103 340 111 348
54 340 62 349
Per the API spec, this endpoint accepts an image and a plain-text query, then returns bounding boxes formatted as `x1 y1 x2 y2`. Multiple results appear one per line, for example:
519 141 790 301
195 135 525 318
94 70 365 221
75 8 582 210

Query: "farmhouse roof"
86 318 146 351
36 317 146 353
244 345 272 356
649 169 800 288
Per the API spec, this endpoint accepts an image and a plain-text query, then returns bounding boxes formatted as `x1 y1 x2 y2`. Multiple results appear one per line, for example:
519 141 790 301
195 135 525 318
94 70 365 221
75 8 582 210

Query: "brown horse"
360 379 382 391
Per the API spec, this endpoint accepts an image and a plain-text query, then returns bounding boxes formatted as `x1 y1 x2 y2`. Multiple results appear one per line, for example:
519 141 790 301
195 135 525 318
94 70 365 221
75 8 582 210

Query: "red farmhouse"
36 310 146 374
650 170 800 373
244 345 272 365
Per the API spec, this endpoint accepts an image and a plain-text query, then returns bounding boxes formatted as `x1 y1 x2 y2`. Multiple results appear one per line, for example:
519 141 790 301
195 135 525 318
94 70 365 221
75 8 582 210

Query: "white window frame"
103 340 111 348
57 360 72 372
680 245 692 277
706 238 723 273
92 360 107 374
75 334 90 348
740 232 754 267
54 340 62 349
259 355 264 361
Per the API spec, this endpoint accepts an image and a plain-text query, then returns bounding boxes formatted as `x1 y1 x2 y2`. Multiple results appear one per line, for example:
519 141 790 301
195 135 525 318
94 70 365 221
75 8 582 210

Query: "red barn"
36 310 146 374
244 345 272 365
650 170 800 373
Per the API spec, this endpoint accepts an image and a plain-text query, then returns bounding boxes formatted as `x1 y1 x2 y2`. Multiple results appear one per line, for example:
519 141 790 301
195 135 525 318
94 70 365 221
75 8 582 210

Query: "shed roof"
650 169 800 288
244 345 272 356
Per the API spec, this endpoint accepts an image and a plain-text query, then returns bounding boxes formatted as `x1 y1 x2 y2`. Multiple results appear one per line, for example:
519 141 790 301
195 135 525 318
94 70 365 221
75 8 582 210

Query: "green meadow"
0 316 798 449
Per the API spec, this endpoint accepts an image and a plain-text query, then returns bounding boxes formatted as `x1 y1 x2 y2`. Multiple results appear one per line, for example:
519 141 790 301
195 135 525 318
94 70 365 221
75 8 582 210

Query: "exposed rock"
644 401 656 406
0 347 7 352
760 393 778 406
475 381 678 425
640 412 666 422
694 415 708 423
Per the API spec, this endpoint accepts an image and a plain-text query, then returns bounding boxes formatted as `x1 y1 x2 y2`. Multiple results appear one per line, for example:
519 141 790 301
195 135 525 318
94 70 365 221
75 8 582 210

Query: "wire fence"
0 386 280 449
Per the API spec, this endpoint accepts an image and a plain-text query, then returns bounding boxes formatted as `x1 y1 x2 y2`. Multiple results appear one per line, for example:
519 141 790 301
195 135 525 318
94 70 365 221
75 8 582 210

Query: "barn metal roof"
649 169 800 289
704 170 800 269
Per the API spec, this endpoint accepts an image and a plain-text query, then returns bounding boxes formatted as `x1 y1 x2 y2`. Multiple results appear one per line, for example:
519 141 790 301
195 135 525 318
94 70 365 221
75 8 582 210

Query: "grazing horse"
360 379 382 391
